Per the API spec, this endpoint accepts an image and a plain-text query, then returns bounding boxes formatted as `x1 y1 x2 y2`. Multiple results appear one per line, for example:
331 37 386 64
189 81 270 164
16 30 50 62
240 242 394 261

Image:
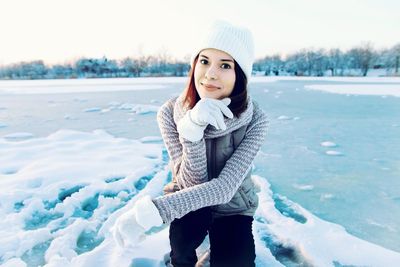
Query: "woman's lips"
201 82 220 91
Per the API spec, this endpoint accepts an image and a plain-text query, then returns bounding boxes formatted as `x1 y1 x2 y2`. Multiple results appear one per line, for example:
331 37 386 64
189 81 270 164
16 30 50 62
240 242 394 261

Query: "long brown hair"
182 55 248 118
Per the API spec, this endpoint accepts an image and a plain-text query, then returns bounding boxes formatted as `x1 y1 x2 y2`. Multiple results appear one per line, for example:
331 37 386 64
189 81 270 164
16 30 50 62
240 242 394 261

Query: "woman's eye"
199 59 231 69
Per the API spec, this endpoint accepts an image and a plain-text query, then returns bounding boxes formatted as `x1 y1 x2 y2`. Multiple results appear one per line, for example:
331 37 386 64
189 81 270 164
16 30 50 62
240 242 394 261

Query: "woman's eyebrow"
199 54 234 62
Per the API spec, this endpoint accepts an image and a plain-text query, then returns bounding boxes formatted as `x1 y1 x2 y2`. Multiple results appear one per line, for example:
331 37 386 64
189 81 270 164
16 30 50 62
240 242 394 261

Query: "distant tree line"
254 42 400 77
0 42 399 80
0 55 190 80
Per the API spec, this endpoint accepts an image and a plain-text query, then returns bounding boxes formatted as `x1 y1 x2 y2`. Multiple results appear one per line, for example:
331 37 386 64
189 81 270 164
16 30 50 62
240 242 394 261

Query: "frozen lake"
0 77 400 266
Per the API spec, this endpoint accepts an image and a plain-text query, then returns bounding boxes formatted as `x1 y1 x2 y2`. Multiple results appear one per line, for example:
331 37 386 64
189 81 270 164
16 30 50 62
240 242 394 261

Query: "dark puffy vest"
163 124 258 218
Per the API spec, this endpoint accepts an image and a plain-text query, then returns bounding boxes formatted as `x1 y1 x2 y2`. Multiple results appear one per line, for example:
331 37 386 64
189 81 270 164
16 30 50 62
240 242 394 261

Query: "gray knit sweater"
153 93 268 224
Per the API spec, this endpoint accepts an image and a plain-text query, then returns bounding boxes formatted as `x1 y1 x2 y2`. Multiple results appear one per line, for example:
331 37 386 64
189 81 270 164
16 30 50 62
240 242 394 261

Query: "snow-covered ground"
0 129 399 267
1 77 400 266
250 76 400 84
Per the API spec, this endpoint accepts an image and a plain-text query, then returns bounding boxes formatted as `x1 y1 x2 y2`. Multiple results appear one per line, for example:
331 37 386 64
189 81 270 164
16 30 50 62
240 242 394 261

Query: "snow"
0 129 168 266
277 115 292 120
320 141 337 147
253 176 400 266
304 84 400 97
325 150 344 156
0 77 179 95
292 184 314 191
76 101 159 119
251 76 400 83
114 103 159 115
1 129 399 266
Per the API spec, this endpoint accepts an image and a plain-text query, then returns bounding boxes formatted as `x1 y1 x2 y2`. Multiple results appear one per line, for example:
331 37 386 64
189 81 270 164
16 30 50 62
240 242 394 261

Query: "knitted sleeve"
156 99 208 189
153 101 269 224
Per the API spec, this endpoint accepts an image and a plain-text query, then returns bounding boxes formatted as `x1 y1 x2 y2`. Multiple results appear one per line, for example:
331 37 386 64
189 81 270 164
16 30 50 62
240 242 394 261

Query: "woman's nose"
205 66 218 80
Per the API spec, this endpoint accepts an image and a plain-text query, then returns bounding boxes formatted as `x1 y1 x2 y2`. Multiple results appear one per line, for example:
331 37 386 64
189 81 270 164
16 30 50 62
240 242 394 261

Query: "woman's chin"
199 92 219 99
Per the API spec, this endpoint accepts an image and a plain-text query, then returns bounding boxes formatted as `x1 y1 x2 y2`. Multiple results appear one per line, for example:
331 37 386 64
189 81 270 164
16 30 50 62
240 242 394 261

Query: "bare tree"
327 48 344 76
347 42 375 76
388 43 400 74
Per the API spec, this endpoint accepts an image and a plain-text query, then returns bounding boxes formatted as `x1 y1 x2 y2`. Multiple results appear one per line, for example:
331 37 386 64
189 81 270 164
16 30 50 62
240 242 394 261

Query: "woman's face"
194 48 236 100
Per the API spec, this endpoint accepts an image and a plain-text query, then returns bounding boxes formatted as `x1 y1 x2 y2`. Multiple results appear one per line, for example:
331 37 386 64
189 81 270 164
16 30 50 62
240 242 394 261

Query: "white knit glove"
112 195 163 248
177 97 233 142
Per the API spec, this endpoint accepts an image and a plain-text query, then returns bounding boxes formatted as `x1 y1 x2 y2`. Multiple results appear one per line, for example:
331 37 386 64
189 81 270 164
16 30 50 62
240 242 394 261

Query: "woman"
112 20 269 267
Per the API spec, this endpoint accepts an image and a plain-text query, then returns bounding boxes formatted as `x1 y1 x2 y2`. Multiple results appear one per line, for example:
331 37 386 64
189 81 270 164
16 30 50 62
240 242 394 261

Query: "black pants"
169 207 256 267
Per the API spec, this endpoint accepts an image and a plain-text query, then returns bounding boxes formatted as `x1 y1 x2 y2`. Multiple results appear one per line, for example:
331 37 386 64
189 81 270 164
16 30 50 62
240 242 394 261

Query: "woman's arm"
153 102 269 224
157 99 209 189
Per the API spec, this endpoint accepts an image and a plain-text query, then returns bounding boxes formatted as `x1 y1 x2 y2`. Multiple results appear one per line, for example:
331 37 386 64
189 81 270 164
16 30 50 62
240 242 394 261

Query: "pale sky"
0 0 399 66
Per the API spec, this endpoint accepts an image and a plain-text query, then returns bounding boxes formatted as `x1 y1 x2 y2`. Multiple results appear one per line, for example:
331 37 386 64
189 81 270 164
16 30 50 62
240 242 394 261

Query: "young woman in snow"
112 20 268 267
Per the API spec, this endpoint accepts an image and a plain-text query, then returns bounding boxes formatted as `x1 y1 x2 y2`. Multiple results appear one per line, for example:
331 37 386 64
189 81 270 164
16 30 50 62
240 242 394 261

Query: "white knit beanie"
190 20 255 80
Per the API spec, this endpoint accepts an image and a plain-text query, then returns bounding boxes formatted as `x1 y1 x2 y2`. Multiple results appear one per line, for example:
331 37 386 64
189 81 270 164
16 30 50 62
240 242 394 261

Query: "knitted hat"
190 20 255 80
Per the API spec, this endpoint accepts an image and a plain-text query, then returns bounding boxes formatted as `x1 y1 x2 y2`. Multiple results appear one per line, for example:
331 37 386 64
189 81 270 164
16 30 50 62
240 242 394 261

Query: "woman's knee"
209 215 255 267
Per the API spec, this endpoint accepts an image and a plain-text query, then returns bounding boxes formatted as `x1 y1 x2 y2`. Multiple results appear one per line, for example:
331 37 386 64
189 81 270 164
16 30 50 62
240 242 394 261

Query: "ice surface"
305 84 400 97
